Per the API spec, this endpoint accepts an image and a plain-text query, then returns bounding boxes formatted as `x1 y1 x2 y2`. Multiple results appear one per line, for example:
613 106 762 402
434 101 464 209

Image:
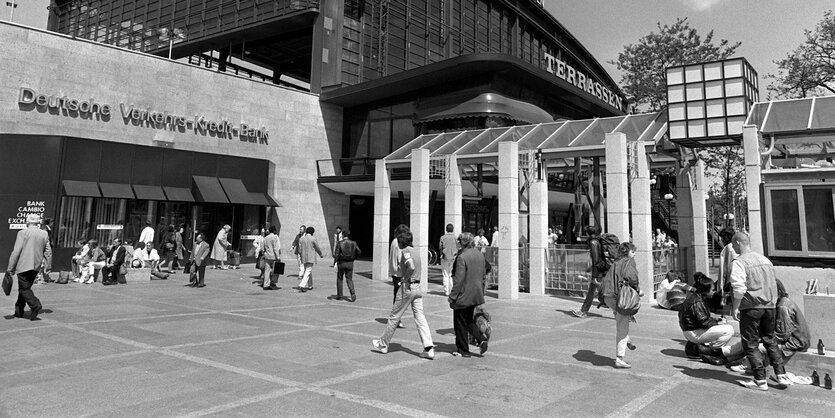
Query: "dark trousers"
453 305 477 354
336 261 355 298
740 308 784 381
194 266 206 285
580 279 600 313
103 264 121 283
16 270 41 312
392 276 402 304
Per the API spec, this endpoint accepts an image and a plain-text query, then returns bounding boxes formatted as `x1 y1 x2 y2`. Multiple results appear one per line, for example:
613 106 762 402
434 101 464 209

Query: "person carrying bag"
600 242 641 368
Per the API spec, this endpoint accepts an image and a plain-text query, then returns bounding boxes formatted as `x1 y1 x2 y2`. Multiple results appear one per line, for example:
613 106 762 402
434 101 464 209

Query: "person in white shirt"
491 226 499 248
132 242 147 268
139 221 155 245
141 242 161 271
474 229 489 252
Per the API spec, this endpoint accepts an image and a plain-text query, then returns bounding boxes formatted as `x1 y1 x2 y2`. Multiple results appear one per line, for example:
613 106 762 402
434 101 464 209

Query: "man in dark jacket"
679 273 742 364
572 225 605 318
333 229 361 301
102 238 126 285
449 232 489 356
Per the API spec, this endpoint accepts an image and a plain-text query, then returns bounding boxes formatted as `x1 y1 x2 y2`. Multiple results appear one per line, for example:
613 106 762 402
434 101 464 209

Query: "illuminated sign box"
666 57 758 147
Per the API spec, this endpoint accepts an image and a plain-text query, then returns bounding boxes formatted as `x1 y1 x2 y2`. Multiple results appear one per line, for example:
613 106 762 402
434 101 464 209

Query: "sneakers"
371 339 388 354
729 364 748 373
614 358 631 368
739 380 768 391
571 309 587 318
421 347 435 360
776 374 794 387
396 321 405 328
479 340 489 355
627 341 636 351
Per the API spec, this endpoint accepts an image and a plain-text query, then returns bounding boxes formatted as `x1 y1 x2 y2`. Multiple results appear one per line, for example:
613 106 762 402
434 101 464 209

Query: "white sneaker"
730 364 748 373
396 321 405 329
739 379 768 391
372 339 388 354
421 347 435 360
614 358 631 368
776 374 793 387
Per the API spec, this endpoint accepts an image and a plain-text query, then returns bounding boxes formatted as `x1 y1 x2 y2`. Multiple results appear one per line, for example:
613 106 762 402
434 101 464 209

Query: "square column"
529 178 548 295
372 159 391 281
498 141 519 300
676 162 694 280
743 125 764 254
411 149 431 292
445 156 463 233
605 133 629 241
631 142 654 301
691 159 710 275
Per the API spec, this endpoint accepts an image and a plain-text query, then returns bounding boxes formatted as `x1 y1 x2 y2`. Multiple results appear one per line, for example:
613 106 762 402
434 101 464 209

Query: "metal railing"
652 247 688 292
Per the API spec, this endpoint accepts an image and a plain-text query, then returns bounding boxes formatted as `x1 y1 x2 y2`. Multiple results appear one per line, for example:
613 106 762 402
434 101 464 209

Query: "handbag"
273 261 285 275
616 280 641 316
119 263 128 276
183 261 192 274
2 271 13 296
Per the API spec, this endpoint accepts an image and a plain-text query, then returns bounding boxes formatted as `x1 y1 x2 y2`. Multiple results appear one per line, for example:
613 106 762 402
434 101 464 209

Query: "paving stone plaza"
2 261 833 417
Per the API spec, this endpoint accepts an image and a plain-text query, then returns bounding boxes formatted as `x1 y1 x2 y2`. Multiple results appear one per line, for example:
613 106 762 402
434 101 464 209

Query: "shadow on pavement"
573 349 615 367
673 365 741 386
555 309 607 319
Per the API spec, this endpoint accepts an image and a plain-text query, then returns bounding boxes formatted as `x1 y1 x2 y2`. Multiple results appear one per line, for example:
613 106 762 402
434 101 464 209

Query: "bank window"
56 197 126 248
766 186 835 257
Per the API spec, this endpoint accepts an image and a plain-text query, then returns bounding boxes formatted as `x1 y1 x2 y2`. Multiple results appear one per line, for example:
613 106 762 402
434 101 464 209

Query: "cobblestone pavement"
1 261 833 417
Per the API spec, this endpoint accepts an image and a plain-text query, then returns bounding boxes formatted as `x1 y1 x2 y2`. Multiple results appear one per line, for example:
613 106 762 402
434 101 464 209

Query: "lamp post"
664 193 674 231
157 27 186 60
5 1 18 22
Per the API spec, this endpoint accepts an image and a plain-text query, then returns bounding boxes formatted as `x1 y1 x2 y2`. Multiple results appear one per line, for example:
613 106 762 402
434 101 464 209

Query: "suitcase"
227 250 241 267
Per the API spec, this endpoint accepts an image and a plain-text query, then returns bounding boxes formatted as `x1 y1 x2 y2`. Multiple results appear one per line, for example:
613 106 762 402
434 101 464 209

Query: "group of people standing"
373 223 491 359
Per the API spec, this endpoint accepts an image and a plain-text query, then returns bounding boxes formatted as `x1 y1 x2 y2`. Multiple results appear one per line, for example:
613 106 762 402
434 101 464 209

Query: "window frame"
764 183 835 258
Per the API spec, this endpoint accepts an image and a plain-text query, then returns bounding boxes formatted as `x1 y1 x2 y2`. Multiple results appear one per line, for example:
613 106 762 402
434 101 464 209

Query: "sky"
547 0 833 96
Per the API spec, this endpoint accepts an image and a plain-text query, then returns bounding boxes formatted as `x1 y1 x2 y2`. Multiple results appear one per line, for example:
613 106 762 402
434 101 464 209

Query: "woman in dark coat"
600 242 640 368
159 225 176 273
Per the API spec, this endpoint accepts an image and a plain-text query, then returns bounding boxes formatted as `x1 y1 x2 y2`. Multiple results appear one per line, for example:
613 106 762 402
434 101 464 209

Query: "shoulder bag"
614 262 641 316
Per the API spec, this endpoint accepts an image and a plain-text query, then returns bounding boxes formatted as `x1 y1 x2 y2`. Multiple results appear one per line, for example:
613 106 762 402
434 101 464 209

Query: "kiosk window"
770 189 801 251
767 186 835 257
804 188 835 252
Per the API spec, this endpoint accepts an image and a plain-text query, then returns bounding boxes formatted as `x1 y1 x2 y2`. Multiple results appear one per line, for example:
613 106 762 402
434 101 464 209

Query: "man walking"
438 223 458 296
261 226 281 291
572 225 606 318
7 214 52 321
373 231 435 359
389 224 410 328
292 225 306 278
731 232 790 390
333 229 361 301
449 232 489 356
297 227 323 292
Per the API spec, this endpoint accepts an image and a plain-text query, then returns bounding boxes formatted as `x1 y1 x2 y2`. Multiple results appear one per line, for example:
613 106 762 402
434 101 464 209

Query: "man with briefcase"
261 226 282 291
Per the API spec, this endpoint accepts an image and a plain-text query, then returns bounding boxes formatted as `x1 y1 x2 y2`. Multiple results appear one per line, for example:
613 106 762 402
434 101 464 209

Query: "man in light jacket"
261 226 282 291
189 233 211 288
297 227 323 292
438 223 458 296
7 214 52 321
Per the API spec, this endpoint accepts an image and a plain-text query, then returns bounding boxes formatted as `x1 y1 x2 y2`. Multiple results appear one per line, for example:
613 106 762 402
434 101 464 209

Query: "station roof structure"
383 112 669 167
746 96 835 157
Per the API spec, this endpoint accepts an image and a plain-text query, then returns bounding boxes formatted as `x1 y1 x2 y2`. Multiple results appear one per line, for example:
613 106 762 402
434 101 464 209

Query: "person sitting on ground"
680 273 743 364
71 239 89 279
655 272 693 311
131 242 146 268
141 242 161 271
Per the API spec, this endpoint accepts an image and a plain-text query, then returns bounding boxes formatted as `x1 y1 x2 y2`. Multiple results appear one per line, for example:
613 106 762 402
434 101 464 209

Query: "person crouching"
680 273 743 364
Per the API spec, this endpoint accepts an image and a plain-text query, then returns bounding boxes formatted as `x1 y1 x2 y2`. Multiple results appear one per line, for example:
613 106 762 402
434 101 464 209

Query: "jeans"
682 324 735 347
740 308 784 381
604 296 632 358
453 305 477 354
380 282 434 350
16 270 41 312
336 261 355 298
440 258 454 295
299 263 314 288
580 279 600 313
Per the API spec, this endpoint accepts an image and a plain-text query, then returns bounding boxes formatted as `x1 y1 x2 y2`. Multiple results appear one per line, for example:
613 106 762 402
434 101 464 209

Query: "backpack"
592 233 620 275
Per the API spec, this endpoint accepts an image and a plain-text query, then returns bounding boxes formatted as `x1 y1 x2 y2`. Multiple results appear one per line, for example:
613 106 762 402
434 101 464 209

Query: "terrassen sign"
17 87 269 145
542 53 625 113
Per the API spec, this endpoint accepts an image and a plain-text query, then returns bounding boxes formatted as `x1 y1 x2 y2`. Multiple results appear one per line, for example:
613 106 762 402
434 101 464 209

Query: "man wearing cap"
6 214 52 321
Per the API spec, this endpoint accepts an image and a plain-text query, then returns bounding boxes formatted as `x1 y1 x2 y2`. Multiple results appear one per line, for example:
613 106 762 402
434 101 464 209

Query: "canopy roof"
415 93 553 124
746 96 835 157
385 112 668 165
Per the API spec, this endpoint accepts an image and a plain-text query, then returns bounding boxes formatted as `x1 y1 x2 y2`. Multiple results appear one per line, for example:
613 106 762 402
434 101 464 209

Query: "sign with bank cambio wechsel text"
17 87 269 145
542 53 625 113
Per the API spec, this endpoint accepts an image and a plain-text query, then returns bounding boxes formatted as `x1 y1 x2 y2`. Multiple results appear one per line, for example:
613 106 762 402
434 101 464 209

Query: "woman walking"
211 224 231 269
600 242 640 368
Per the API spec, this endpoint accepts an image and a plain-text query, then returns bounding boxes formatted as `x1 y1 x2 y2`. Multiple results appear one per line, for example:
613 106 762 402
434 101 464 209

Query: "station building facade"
1 1 627 267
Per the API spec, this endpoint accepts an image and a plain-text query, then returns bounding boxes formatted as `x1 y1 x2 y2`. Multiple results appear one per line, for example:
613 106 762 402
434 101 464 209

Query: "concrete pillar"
676 162 694 280
445 156 463 233
743 125 764 254
631 142 654 302
372 159 391 281
529 179 548 295
605 133 629 241
411 149 431 292
498 141 519 300
691 159 710 275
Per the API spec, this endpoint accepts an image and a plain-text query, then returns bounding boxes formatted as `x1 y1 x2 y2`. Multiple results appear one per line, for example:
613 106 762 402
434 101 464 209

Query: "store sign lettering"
8 200 46 230
542 53 625 112
17 87 269 145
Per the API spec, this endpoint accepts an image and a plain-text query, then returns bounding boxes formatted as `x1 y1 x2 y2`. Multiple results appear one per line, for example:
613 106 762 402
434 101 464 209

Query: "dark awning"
415 93 553 124
248 192 282 207
219 178 256 204
99 182 135 199
163 186 196 202
133 185 166 201
191 176 229 203
62 180 101 197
